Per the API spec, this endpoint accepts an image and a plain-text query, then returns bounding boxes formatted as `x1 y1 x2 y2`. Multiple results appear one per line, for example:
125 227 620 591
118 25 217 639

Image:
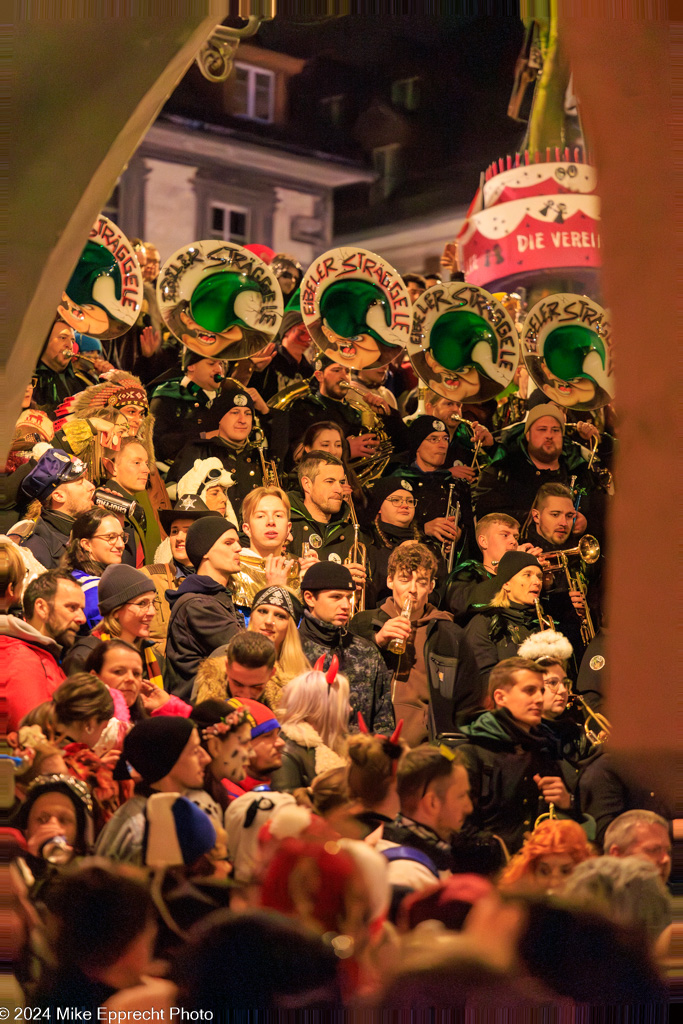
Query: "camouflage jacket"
298 612 394 734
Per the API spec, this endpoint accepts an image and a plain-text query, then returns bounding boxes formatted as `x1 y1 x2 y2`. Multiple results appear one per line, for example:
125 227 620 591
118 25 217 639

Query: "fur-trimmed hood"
280 720 347 776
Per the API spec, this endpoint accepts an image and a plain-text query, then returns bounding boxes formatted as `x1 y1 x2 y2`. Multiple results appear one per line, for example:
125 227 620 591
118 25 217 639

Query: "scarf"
374 518 420 548
95 630 164 689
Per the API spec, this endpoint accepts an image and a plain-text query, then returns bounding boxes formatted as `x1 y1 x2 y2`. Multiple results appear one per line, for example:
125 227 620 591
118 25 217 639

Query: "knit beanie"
366 476 415 521
186 516 238 571
494 550 542 588
301 560 355 593
143 793 216 867
524 402 566 434
252 585 304 623
116 717 195 784
407 415 449 461
205 382 255 429
98 564 155 615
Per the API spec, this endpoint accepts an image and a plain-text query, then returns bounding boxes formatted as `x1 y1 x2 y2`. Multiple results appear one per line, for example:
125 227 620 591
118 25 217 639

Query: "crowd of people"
2 239 675 1017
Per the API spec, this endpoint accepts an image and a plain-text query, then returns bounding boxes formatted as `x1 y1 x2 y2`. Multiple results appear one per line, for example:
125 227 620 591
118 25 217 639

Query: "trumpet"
540 535 600 573
450 415 483 472
566 691 611 746
344 495 367 615
254 431 280 488
441 484 461 574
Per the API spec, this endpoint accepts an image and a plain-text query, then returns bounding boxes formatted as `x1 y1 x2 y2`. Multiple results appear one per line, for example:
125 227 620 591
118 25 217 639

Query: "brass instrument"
254 431 280 488
441 484 461 574
540 535 600 576
567 691 611 746
451 415 483 472
337 381 393 484
231 551 301 608
267 378 313 409
570 570 595 645
344 495 367 615
534 598 555 631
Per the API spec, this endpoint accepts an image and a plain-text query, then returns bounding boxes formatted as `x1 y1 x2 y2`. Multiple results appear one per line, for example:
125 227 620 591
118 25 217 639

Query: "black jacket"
167 437 263 515
458 603 539 707
448 708 579 854
164 574 242 700
287 491 369 563
150 378 216 463
298 612 394 734
20 510 74 569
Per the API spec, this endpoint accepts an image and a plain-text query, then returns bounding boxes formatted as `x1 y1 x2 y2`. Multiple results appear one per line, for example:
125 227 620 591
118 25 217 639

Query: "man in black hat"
167 382 264 514
285 355 371 461
94 717 211 864
19 449 95 568
150 352 225 463
165 517 243 700
389 415 475 561
139 495 222 640
298 561 394 733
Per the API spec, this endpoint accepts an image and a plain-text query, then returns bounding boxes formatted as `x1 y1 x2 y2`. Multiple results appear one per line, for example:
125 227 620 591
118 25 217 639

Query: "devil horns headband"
357 712 404 745
314 654 340 686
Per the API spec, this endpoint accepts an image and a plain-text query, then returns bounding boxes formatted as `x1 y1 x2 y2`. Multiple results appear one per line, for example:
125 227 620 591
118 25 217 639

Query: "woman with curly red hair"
498 818 595 896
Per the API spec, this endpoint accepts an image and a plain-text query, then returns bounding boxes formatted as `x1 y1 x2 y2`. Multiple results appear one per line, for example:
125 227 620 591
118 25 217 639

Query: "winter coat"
458 603 539 708
191 648 284 709
150 377 215 463
62 633 164 685
298 612 394 734
165 574 242 700
20 510 74 570
449 707 580 854
166 437 263 515
0 615 66 731
269 720 347 792
350 599 453 747
474 428 606 535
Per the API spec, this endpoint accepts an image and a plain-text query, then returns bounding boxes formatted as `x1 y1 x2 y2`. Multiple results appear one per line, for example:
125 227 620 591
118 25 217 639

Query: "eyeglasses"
92 532 128 546
386 497 416 508
543 678 571 692
128 598 159 613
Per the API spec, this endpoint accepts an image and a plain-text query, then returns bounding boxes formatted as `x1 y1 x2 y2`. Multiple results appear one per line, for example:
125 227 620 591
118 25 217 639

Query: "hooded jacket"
164 574 242 700
0 615 65 731
298 612 394 734
450 707 576 854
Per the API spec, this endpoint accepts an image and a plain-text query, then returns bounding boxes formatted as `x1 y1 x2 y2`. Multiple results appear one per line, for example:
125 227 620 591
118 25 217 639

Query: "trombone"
344 495 367 615
540 535 599 644
441 484 461 574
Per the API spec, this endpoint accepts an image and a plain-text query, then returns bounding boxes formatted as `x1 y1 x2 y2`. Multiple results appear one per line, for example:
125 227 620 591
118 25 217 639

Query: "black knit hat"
98 564 155 615
366 476 415 522
115 717 195 784
300 560 354 593
494 551 542 588
185 516 239 571
205 382 254 429
406 415 449 461
252 585 304 623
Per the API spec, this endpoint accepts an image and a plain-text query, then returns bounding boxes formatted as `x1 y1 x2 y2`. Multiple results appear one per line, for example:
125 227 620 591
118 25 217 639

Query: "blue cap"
21 449 88 503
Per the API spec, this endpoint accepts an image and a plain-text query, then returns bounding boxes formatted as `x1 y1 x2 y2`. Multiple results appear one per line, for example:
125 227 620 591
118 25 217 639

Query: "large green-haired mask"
66 240 122 311
543 324 606 381
190 273 262 334
319 279 393 348
429 310 498 373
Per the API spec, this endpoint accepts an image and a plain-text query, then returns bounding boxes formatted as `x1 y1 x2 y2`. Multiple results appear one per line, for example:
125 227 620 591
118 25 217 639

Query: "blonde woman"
247 585 310 708
270 657 350 791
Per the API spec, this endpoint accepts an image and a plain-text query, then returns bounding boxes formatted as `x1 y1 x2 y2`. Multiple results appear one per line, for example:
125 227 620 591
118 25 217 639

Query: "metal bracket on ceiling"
196 8 274 83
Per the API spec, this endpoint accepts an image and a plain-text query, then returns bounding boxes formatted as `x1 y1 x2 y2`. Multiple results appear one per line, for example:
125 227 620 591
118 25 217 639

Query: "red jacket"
0 616 66 733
